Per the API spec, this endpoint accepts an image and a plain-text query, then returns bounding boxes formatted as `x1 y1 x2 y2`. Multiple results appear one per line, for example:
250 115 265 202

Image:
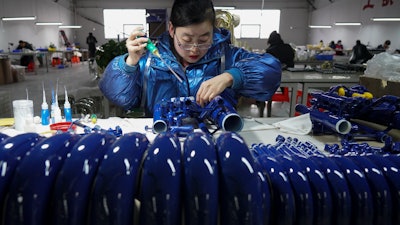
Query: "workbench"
280 70 361 116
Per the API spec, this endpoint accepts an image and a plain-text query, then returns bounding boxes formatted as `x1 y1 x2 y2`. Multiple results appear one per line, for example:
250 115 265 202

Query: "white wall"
0 0 311 51
308 0 400 50
0 0 77 51
1 0 398 58
73 5 309 51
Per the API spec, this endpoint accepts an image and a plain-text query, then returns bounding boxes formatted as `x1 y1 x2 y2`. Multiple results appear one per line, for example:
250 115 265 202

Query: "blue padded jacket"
98 28 281 115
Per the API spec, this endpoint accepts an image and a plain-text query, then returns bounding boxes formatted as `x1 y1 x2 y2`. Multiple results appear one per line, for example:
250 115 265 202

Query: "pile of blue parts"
1 129 399 225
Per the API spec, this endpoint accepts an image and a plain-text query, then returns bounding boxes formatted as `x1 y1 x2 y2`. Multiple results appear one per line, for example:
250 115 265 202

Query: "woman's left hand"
196 72 233 107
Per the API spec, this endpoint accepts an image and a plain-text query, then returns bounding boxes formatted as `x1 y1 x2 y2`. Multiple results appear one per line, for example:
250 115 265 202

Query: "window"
103 9 147 39
240 24 261 38
103 9 280 40
228 9 280 39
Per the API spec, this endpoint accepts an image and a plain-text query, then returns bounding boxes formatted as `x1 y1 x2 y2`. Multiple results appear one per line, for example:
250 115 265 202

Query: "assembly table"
0 116 343 152
280 71 361 116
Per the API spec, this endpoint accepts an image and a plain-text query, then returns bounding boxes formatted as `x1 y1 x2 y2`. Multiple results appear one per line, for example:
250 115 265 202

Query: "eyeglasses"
175 34 212 51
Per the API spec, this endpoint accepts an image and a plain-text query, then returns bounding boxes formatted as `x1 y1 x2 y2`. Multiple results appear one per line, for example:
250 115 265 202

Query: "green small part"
137 36 159 57
146 39 158 53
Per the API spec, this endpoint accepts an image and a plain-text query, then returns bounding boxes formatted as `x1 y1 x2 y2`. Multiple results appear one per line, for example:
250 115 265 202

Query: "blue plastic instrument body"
0 133 9 142
308 155 352 225
138 132 182 225
349 155 392 225
330 155 374 225
0 133 42 216
182 132 219 225
51 132 116 225
89 132 149 225
3 133 81 225
216 132 270 225
366 154 400 225
252 147 295 225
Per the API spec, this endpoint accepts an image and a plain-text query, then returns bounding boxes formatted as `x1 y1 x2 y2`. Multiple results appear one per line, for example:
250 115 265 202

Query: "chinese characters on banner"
363 0 394 10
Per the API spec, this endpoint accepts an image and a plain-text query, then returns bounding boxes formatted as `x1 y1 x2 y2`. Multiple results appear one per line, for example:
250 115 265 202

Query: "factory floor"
0 61 289 119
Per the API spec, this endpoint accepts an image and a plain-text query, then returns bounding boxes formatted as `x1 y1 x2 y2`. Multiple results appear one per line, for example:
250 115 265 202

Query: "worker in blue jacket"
99 0 281 116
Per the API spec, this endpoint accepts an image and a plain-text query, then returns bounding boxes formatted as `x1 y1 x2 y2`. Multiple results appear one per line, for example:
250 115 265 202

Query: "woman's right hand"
125 27 149 66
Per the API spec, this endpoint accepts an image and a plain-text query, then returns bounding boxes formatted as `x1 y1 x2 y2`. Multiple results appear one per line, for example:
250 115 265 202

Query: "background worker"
86 32 98 60
349 40 373 64
16 40 34 67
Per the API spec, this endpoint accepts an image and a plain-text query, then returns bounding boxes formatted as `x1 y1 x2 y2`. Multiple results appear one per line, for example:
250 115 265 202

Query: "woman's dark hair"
170 0 215 27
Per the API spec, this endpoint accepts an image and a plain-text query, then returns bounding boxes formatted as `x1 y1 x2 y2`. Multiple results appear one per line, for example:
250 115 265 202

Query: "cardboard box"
359 75 400 98
11 65 26 82
0 58 13 85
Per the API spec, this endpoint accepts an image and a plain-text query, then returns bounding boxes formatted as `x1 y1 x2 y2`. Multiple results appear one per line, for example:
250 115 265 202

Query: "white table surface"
0 116 343 152
280 71 361 116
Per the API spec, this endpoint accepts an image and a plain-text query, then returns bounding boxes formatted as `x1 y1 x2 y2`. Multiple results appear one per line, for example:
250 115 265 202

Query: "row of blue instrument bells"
1 130 400 225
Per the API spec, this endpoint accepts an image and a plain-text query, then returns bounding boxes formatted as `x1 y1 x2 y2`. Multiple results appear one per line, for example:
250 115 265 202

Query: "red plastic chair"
266 87 290 117
27 61 35 72
265 88 312 117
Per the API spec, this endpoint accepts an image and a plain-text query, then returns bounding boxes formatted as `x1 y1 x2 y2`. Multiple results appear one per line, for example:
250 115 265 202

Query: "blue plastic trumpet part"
253 154 295 225
0 133 9 143
301 85 400 142
329 84 370 97
290 154 333 225
51 132 116 225
308 155 352 225
365 154 400 225
199 96 244 132
273 155 314 225
324 137 395 155
89 132 149 225
153 100 169 133
255 138 317 225
296 104 352 135
138 132 182 225
311 86 400 128
3 133 81 225
73 120 123 137
349 155 393 225
216 132 270 225
152 95 243 135
329 155 374 225
182 132 219 225
0 133 42 214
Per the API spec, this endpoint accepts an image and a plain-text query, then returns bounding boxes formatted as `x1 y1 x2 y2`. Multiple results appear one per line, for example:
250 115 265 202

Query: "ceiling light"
2 16 36 21
335 22 362 26
36 22 63 26
371 17 400 21
309 25 332 28
214 6 236 10
59 25 82 28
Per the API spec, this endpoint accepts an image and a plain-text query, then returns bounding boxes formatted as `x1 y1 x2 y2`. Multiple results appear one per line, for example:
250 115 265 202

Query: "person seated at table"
328 41 336 50
265 31 295 69
335 40 344 56
349 40 373 64
16 40 34 67
377 40 391 51
98 0 282 116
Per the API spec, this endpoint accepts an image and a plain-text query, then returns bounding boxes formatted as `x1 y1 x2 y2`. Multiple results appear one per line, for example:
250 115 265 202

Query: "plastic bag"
364 52 400 81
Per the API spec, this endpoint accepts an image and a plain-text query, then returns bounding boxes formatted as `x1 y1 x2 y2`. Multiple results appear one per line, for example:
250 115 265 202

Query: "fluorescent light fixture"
335 22 362 26
371 17 400 21
309 25 332 28
59 25 82 28
214 6 236 10
2 16 36 21
36 22 63 26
